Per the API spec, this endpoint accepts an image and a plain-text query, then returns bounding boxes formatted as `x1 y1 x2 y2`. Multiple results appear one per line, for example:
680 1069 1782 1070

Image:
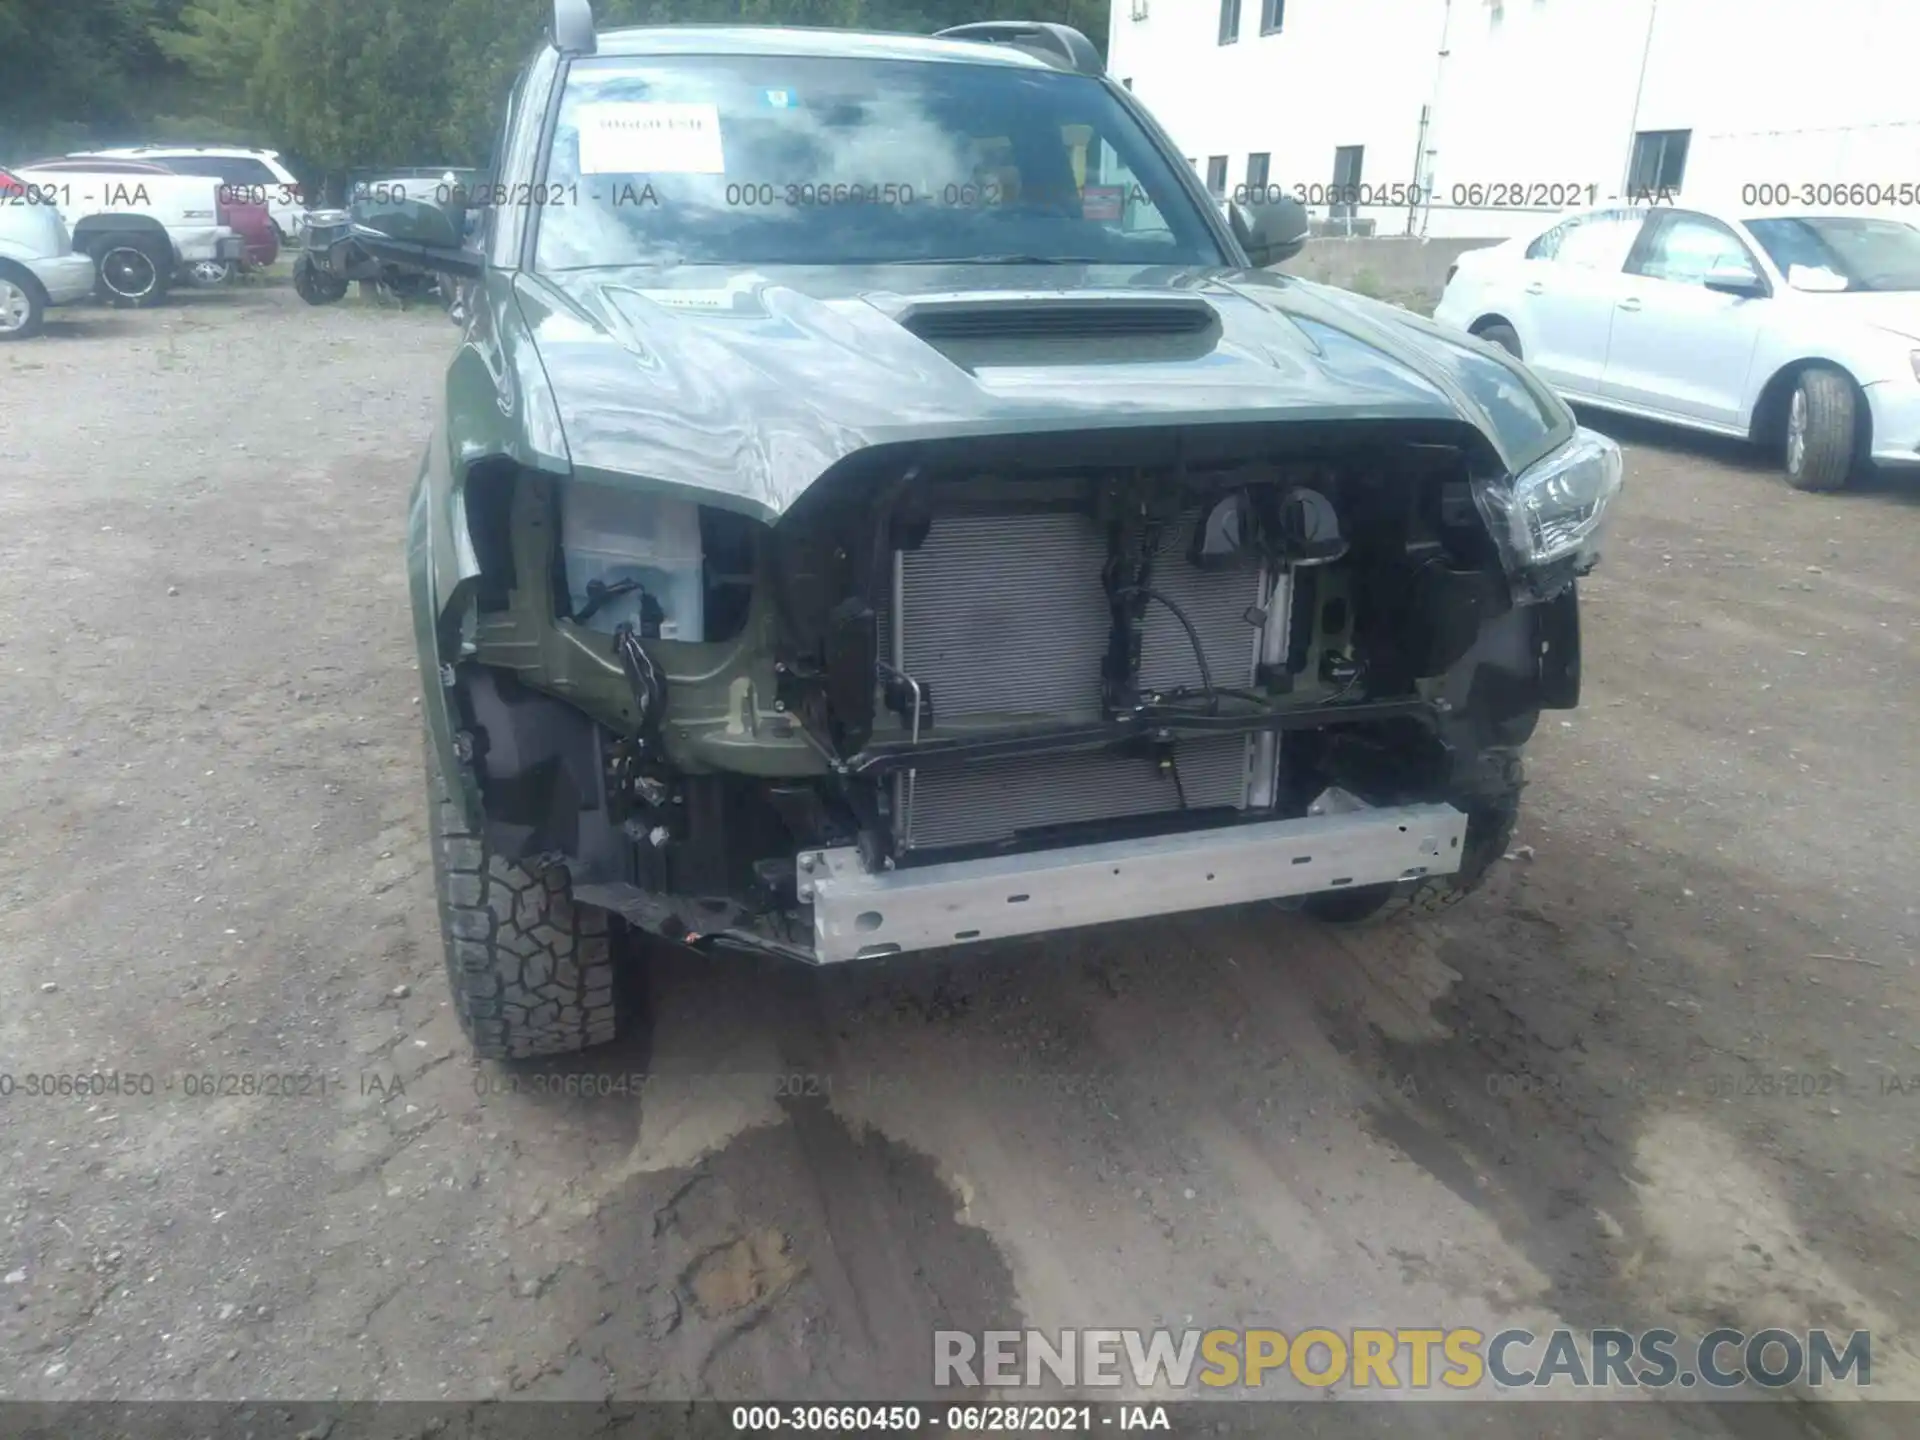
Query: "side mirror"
353 227 485 279
351 189 484 278
1229 196 1310 269
1703 264 1767 298
435 172 492 210
354 190 468 248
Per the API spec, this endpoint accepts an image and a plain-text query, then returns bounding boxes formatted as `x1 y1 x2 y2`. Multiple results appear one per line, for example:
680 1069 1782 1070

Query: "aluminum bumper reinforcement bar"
801 801 1469 963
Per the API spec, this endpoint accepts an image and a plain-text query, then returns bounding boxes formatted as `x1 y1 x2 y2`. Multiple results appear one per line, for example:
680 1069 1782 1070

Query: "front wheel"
293 255 348 305
1782 368 1858 492
1303 754 1525 926
426 731 627 1059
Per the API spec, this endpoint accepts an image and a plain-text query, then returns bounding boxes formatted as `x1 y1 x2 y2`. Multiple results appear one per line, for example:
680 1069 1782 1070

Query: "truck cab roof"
586 24 1064 70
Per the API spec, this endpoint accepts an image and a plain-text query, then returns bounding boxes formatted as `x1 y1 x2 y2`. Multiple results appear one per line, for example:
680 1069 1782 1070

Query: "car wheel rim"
0 278 30 333
1786 388 1808 473
101 247 158 300
190 260 229 284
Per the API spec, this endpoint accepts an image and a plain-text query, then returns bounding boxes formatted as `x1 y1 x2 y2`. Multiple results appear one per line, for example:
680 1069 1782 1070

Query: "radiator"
886 509 1272 854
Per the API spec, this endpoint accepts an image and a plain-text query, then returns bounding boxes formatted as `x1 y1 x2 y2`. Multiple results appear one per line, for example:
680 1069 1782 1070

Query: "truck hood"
514 263 1573 522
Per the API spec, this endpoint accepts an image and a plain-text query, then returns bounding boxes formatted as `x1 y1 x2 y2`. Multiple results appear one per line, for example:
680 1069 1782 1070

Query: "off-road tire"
293 255 349 305
1476 321 1522 359
1782 368 1857 493
425 733 623 1059
90 235 173 309
1303 753 1525 926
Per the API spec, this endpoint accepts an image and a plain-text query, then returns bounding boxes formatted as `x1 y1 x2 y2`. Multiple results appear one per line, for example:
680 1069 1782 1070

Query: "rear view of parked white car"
0 177 97 340
1435 203 1920 491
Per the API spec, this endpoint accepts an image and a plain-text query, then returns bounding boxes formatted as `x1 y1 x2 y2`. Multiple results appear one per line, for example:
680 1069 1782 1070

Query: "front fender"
415 269 571 827
409 458 484 829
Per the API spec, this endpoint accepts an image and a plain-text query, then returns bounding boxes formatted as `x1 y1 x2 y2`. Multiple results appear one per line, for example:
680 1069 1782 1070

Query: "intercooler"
883 509 1280 855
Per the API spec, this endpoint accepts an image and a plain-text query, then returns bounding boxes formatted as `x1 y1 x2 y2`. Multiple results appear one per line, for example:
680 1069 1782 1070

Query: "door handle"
1524 281 1545 295
1618 297 1642 312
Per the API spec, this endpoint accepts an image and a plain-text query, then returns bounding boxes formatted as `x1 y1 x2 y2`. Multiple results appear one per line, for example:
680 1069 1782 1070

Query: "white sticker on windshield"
578 102 725 175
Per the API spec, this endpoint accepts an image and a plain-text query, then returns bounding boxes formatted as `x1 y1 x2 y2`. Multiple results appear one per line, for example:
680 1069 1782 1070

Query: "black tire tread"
1305 752 1525 927
293 257 348 305
426 734 620 1059
90 234 172 309
1784 368 1856 493
1476 321 1522 359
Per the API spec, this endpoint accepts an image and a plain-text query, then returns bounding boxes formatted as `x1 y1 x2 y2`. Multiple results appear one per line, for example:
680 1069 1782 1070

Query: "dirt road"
1 283 1915 1435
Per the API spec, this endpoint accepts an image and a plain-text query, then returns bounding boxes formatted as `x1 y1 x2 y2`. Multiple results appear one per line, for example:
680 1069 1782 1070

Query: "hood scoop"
896 294 1220 343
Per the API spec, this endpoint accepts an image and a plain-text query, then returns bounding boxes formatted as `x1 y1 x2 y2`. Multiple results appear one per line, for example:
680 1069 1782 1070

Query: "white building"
1107 0 1920 238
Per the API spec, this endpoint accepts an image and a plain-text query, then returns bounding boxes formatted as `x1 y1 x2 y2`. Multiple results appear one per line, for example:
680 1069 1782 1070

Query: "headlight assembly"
1474 427 1624 602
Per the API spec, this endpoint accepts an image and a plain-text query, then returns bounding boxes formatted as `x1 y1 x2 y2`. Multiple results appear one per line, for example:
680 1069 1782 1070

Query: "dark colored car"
292 172 473 306
371 6 1623 1060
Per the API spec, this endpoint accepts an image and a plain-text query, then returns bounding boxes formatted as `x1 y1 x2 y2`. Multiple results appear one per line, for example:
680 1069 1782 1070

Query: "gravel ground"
1 279 1916 1435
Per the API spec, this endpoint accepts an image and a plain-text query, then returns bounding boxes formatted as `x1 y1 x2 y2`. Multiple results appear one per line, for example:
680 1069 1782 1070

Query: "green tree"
0 0 172 152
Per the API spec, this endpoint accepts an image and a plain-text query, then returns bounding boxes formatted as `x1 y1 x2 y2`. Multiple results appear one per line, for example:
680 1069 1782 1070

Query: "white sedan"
1435 202 1920 491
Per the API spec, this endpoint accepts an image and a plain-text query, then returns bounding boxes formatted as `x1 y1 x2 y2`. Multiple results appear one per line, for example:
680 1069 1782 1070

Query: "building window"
1206 156 1229 196
1246 153 1270 193
1261 0 1285 33
1628 129 1691 194
1218 0 1241 45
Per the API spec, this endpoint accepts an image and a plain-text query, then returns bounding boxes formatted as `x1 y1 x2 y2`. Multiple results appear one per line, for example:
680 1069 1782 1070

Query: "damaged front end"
436 414 1616 964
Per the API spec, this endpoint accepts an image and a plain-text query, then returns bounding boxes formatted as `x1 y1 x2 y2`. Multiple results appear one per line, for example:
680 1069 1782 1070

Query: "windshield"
1744 216 1920 292
533 54 1225 269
